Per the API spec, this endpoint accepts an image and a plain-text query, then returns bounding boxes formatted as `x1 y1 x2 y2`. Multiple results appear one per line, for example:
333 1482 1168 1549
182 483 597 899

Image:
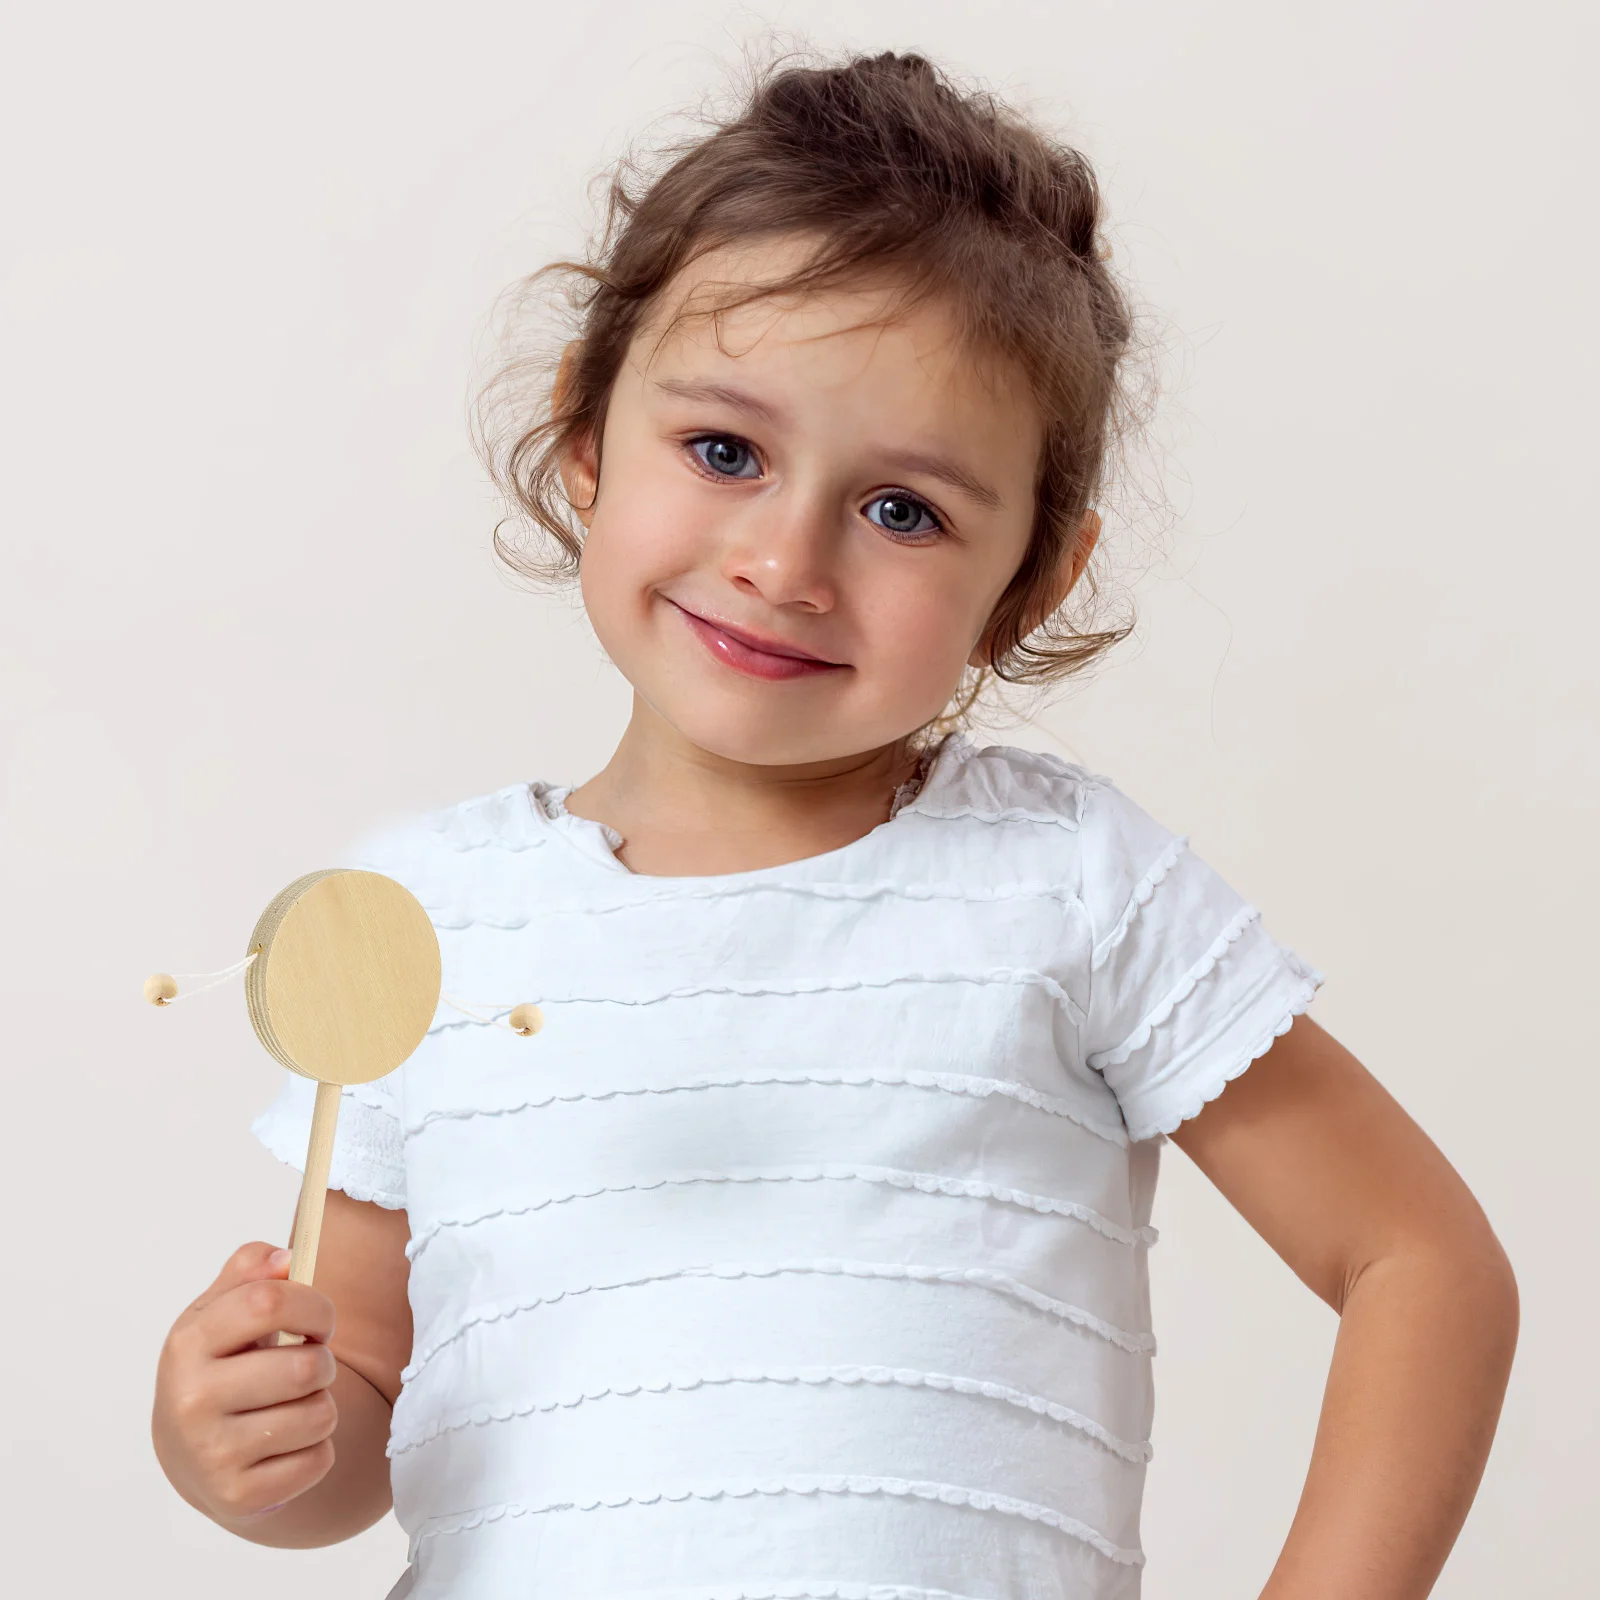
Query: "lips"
668 599 846 682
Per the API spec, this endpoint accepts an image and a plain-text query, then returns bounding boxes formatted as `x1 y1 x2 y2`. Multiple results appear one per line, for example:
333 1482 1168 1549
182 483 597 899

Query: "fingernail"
268 1248 292 1270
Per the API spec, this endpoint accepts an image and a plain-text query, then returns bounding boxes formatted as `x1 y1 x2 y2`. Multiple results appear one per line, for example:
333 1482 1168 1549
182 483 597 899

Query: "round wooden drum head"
245 868 440 1085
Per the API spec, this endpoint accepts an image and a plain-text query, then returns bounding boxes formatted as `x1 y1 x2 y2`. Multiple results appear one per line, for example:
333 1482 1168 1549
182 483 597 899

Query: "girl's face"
564 235 1080 768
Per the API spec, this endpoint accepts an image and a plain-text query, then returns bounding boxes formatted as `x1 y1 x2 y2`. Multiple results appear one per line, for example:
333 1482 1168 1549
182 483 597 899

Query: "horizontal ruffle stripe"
1086 902 1263 1071
402 1258 1155 1382
419 969 1087 1029
1090 835 1190 972
416 827 546 855
405 1164 1158 1260
388 1363 1152 1462
905 803 1082 831
584 1584 1001 1600
406 1067 1129 1149
345 1083 397 1115
410 1476 1144 1568
425 878 1084 924
1127 969 1324 1142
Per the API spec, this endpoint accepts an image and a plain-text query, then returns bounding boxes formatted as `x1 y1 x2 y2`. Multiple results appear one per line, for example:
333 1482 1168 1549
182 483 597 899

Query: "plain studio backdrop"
2 2 1593 1594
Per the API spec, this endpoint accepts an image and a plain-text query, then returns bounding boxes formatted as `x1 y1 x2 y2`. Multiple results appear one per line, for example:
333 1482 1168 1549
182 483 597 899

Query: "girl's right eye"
687 434 762 480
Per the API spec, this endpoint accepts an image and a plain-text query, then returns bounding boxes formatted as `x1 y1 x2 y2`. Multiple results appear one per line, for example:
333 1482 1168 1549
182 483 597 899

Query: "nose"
719 494 838 614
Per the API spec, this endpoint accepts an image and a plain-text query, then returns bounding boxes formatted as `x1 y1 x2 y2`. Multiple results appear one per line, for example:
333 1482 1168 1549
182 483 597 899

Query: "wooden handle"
275 1080 341 1347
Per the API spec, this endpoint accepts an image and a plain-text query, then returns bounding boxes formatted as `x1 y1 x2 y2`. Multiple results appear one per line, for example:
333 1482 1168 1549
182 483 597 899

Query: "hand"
152 1241 340 1527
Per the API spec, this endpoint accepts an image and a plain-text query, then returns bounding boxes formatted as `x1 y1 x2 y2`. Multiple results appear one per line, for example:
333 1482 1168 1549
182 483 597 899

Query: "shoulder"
915 735 1106 829
923 735 1171 850
925 737 1189 920
337 781 548 896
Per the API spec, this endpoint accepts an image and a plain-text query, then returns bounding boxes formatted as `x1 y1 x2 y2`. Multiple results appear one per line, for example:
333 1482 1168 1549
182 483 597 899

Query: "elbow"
1458 1199 1519 1326
1419 1216 1520 1371
1475 1231 1520 1362
1349 1211 1520 1371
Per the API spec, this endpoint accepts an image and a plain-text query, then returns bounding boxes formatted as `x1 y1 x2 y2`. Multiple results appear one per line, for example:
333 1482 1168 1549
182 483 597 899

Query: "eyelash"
683 432 946 542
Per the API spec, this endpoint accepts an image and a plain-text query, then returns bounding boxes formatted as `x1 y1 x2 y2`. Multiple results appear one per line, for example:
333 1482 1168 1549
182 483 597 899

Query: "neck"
564 695 932 876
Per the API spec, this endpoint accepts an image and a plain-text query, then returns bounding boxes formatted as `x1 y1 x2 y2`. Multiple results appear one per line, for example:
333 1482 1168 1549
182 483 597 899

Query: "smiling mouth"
667 599 847 682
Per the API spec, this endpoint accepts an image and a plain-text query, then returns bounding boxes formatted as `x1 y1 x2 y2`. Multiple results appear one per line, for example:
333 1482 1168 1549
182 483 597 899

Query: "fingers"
202 1341 339 1414
174 1387 340 1523
155 1239 351 1527
221 1388 341 1467
187 1241 292 1316
209 1440 338 1525
194 1277 337 1357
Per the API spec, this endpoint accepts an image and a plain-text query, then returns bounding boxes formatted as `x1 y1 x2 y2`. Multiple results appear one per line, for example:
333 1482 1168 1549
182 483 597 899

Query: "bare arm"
153 1189 413 1548
1170 1013 1518 1598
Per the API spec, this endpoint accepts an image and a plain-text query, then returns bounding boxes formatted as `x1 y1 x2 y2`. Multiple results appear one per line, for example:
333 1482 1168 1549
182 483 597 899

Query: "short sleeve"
1078 778 1325 1143
251 1072 407 1210
247 819 422 1211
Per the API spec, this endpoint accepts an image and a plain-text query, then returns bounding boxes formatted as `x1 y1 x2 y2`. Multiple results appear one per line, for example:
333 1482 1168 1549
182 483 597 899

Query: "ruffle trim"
1086 902 1263 1071
1090 834 1190 972
568 1585 1004 1600
407 832 544 857
902 739 1107 835
389 1363 1152 1463
426 878 1084 924
345 1081 398 1115
403 1256 1155 1382
408 1066 1128 1149
1124 964 1325 1142
410 1476 1144 1567
906 802 1084 831
420 967 1086 1031
249 1110 405 1211
406 1163 1156 1261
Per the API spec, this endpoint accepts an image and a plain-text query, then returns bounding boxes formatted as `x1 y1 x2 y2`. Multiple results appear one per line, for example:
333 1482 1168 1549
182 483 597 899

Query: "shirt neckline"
526 731 972 883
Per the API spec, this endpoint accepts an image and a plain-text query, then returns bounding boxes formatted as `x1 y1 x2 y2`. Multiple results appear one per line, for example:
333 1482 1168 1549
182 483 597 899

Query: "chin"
664 699 873 767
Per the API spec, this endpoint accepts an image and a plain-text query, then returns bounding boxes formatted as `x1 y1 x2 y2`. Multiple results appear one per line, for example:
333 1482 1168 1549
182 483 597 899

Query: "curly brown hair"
476 44 1148 728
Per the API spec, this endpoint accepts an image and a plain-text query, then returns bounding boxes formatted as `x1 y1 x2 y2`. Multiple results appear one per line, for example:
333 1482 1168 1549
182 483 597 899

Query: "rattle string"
146 960 535 1032
154 951 260 1002
440 991 537 1033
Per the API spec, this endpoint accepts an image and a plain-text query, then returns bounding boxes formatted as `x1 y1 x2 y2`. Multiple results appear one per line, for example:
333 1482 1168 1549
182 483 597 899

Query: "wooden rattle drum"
147 868 543 1348
245 869 440 1344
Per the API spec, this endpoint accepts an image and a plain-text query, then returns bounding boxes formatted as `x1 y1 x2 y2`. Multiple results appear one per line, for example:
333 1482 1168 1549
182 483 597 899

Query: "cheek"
581 463 708 609
851 560 996 672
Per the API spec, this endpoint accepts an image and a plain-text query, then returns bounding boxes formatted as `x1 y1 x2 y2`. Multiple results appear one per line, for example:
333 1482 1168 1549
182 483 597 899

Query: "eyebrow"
653 377 787 426
650 376 1004 512
877 448 1004 512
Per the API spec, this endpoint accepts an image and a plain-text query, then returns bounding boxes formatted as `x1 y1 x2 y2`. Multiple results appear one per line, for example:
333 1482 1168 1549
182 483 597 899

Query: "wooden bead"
509 1003 544 1037
144 973 179 1005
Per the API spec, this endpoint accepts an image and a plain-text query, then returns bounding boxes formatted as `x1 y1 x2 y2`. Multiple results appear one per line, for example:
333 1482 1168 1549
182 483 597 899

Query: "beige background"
2 1 1593 1593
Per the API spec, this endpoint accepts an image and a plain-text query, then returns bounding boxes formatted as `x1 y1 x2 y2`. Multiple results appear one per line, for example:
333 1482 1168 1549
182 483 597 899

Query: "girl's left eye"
862 492 944 541
686 434 945 542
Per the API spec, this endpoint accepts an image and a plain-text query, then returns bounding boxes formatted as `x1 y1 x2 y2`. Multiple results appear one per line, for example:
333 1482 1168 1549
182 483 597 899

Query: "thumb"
189 1240 293 1314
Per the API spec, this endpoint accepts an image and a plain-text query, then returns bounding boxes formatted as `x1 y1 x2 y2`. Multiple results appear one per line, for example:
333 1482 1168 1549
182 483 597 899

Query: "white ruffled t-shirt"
253 734 1322 1600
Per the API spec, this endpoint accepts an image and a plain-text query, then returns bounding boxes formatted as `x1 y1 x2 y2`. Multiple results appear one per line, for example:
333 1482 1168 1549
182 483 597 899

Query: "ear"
968 509 1102 668
553 340 600 529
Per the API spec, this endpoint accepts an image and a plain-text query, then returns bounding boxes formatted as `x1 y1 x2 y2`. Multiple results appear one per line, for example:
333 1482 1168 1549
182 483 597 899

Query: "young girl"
151 49 1518 1600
